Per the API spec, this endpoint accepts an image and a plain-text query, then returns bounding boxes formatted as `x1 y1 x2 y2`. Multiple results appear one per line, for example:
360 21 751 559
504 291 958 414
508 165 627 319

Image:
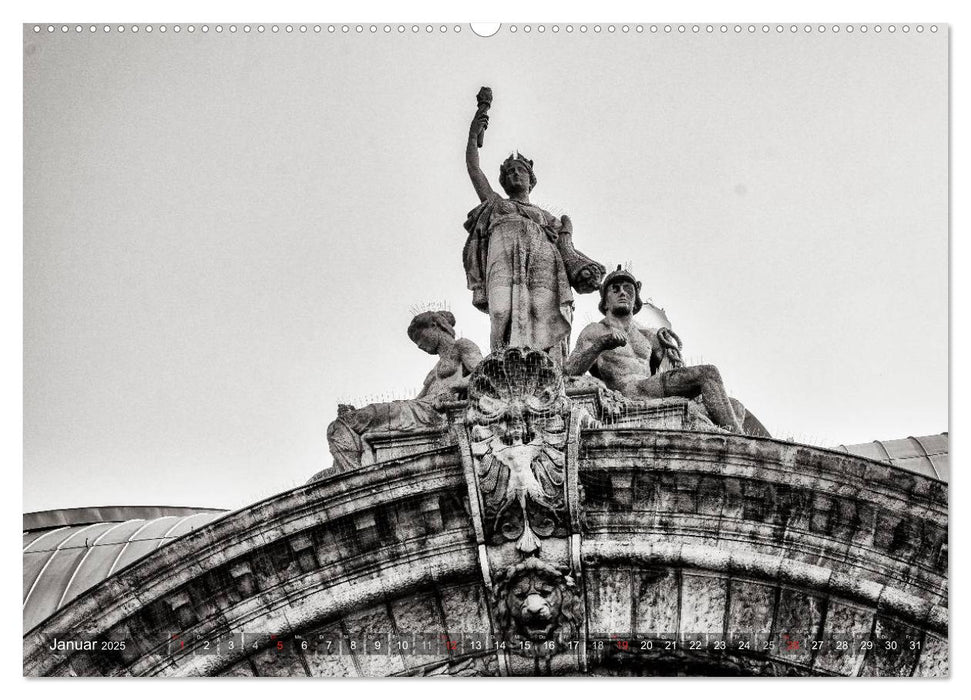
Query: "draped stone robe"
462 194 599 362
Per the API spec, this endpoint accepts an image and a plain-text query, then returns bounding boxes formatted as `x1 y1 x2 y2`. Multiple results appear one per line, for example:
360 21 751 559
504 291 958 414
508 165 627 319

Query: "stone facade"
23 360 947 676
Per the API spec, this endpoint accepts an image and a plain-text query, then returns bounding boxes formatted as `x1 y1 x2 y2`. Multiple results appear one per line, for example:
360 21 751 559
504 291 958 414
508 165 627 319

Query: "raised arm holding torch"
475 86 493 148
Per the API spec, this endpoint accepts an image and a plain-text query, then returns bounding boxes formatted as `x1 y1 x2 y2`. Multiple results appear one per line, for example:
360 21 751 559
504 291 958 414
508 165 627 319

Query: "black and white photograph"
20 10 950 680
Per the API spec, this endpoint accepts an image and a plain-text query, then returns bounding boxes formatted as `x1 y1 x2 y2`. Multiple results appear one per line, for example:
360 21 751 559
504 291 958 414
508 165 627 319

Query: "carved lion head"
493 558 582 651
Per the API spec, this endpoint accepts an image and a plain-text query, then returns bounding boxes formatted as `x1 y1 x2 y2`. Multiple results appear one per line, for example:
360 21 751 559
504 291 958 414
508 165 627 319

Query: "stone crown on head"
499 152 537 194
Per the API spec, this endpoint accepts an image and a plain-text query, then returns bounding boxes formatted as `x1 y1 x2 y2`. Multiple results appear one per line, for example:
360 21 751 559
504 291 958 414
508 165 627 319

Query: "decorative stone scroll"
459 346 588 674
465 347 572 555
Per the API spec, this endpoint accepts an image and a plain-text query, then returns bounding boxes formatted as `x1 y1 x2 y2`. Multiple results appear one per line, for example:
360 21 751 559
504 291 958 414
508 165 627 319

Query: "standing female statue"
463 88 605 363
324 310 482 471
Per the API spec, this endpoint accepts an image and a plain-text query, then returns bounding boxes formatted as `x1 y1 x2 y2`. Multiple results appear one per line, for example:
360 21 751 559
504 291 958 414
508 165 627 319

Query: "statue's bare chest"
598 324 654 374
625 328 655 361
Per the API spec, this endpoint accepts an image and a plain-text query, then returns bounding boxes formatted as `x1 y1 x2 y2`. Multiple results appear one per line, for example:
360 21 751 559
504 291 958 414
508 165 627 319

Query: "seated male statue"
564 267 770 436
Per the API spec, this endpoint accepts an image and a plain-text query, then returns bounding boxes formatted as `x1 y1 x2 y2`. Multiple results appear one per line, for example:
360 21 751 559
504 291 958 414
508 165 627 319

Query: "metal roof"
23 506 227 633
835 433 948 482
23 505 226 532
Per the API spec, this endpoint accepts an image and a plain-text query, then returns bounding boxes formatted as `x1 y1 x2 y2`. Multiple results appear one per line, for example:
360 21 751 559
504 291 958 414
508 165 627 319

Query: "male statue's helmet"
598 265 643 315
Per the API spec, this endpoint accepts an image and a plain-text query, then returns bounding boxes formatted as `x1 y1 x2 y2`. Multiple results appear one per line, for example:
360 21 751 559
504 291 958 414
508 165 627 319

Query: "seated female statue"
325 311 483 470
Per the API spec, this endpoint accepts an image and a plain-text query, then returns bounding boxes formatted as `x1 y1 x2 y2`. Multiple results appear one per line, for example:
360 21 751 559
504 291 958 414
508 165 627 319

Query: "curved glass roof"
23 506 226 633
835 432 948 482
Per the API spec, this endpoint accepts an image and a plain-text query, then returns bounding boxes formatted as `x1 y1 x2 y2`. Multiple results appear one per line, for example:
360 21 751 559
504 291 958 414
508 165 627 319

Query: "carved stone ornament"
466 347 572 554
493 557 582 652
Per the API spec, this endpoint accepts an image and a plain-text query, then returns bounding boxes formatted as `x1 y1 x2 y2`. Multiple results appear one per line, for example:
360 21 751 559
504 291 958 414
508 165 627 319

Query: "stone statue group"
326 88 768 470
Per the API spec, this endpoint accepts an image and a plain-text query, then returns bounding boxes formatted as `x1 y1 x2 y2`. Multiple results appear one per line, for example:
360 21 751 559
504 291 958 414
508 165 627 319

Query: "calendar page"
23 19 948 679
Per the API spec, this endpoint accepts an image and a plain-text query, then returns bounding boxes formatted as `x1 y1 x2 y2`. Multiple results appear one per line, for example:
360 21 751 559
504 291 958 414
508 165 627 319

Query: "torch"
475 86 493 148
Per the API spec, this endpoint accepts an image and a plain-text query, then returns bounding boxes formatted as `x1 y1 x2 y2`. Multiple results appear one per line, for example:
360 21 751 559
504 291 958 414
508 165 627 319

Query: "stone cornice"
23 429 948 677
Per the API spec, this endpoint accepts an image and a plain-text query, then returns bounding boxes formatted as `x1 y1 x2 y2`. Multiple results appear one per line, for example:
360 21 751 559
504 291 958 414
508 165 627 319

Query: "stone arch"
24 428 947 677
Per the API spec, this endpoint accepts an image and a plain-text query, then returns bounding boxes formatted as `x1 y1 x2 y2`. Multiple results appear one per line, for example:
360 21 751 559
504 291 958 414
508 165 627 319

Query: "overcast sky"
23 24 947 513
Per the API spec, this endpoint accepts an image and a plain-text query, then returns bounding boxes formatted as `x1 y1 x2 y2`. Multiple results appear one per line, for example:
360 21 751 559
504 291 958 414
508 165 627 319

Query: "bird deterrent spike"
408 300 452 317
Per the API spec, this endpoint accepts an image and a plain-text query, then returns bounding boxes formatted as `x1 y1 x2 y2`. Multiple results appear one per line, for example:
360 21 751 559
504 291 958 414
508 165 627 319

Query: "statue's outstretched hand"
470 113 489 141
431 391 457 411
597 329 628 351
574 261 606 293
